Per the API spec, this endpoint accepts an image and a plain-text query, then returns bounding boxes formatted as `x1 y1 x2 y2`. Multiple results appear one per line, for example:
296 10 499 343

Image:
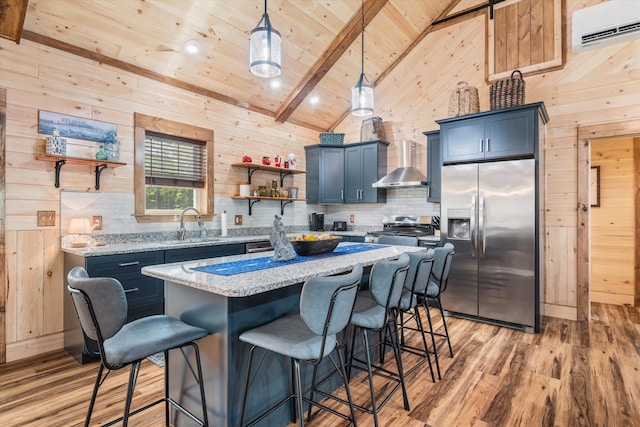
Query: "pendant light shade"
250 0 281 78
351 0 374 117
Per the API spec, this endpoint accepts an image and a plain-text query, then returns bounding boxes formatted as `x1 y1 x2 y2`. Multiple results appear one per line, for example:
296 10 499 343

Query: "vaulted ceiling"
1 0 489 132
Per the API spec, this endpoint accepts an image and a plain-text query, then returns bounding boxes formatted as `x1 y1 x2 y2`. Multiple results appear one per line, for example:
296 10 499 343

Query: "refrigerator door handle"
470 193 477 256
479 191 485 257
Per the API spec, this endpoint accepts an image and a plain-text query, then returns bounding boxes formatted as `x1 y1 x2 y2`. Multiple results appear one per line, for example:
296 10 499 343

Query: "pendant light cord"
360 0 365 80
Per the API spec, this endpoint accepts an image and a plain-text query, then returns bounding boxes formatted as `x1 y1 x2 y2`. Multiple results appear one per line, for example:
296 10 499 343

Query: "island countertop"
141 242 425 297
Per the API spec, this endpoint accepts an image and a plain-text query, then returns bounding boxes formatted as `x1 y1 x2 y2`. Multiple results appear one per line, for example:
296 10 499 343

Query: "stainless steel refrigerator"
440 159 541 332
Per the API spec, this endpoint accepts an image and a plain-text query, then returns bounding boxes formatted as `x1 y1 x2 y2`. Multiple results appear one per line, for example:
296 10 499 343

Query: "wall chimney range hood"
372 140 427 188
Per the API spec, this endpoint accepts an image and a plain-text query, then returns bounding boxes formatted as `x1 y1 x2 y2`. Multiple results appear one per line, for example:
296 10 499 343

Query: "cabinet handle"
341 190 344 200
480 139 484 152
486 138 490 152
124 287 139 293
118 261 140 267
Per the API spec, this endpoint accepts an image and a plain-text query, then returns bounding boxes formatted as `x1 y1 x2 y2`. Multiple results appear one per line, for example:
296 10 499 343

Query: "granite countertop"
61 235 275 257
142 243 425 298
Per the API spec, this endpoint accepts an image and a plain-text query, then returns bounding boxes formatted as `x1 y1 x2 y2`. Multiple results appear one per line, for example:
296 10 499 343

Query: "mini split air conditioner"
572 0 640 53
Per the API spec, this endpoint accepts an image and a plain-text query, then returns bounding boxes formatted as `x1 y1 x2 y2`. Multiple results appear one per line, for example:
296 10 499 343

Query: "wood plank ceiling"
0 0 489 132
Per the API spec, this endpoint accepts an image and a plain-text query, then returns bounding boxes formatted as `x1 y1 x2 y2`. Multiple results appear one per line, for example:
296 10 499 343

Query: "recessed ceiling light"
183 39 202 56
309 95 320 105
269 78 282 89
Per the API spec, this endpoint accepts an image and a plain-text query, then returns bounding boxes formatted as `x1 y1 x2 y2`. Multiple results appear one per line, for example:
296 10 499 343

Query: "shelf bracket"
95 164 108 190
279 171 293 187
248 199 261 215
246 168 260 184
54 159 66 188
280 200 293 215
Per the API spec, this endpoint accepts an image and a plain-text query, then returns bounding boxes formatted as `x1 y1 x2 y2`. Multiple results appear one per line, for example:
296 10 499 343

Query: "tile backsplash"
60 188 439 237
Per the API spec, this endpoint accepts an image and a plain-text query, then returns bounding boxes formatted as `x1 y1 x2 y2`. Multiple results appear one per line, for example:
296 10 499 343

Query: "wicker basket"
319 131 345 145
448 81 480 117
490 70 526 110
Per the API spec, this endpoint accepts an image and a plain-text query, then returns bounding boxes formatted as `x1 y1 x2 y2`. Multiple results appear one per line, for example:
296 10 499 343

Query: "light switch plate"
234 215 243 225
37 211 56 226
92 216 103 230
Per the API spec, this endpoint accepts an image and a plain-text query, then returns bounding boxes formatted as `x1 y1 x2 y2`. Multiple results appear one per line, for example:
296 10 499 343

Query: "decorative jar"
45 130 67 156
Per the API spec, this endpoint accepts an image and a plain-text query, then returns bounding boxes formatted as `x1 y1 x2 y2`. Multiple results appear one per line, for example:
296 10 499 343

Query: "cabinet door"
441 118 485 163
319 147 345 203
344 146 362 203
484 109 535 159
360 143 384 203
86 251 164 315
426 131 441 203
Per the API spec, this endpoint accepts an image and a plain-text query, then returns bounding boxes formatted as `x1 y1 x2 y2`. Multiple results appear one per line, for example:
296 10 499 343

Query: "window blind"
145 131 206 188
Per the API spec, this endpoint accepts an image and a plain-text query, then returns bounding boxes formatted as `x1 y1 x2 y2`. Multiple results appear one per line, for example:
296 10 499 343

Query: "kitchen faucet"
178 207 206 240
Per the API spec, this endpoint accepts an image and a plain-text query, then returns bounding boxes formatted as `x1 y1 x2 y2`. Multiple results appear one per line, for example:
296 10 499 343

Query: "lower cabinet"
64 242 245 364
64 250 164 364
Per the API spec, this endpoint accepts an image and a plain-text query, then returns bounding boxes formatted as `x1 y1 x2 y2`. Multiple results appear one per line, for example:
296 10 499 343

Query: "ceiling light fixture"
351 0 374 117
183 39 202 56
249 0 281 78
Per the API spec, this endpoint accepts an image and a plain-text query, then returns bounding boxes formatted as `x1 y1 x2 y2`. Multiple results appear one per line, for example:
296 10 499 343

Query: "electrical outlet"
234 214 243 225
92 215 103 230
37 211 56 226
349 214 355 223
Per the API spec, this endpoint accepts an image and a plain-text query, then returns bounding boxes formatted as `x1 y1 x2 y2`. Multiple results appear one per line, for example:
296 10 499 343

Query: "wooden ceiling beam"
329 0 469 130
19 29 325 132
274 0 389 124
0 0 28 43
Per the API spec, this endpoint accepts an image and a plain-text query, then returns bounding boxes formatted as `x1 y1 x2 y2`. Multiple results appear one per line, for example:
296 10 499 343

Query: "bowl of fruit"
290 233 341 256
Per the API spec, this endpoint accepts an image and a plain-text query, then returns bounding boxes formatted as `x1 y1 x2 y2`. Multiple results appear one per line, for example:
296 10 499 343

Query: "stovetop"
367 215 439 237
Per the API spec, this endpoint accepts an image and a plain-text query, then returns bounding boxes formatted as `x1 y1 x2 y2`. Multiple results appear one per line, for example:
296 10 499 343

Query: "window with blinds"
145 131 206 188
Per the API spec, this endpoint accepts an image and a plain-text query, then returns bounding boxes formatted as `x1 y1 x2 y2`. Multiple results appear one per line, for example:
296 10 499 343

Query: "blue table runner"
192 243 385 276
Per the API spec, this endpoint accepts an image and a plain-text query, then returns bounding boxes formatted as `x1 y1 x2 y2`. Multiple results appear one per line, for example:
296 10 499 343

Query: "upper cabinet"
305 140 388 204
423 131 441 203
437 103 548 165
344 141 387 204
305 145 345 204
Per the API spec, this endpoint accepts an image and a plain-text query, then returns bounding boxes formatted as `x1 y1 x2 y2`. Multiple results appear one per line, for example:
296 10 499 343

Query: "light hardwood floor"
1 302 638 427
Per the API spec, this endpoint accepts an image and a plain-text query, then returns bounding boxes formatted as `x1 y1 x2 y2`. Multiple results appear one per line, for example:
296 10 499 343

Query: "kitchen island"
141 242 424 427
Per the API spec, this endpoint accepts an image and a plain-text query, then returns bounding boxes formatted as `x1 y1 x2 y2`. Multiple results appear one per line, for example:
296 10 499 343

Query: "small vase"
96 146 109 161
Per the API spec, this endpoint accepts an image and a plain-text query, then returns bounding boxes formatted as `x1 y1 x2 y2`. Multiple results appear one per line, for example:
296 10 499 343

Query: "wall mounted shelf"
230 196 307 215
231 162 306 187
37 154 126 190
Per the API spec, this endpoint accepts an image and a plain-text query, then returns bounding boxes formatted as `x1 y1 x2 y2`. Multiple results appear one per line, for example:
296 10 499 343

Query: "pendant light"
351 0 374 116
249 0 282 78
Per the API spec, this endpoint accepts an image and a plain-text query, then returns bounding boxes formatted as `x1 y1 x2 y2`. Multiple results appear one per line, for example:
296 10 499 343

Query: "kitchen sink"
162 238 220 246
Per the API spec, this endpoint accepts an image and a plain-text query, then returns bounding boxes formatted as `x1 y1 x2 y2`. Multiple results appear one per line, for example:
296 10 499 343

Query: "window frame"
134 113 214 223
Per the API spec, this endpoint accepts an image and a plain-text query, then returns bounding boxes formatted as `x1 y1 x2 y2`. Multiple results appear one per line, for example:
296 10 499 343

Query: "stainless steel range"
366 215 440 247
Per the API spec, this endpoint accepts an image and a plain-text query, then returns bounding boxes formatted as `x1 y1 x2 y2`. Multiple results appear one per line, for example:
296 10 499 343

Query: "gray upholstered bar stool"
396 250 436 380
345 254 411 427
67 266 209 427
238 264 363 427
423 242 455 379
377 235 419 247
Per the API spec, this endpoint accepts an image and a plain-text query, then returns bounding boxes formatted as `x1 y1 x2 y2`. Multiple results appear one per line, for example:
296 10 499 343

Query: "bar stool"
238 264 363 427
377 235 419 246
423 243 455 379
396 250 436 380
67 266 209 427
346 254 411 427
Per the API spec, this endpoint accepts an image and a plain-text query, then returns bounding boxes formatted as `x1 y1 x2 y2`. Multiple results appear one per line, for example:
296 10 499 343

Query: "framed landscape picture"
38 110 117 143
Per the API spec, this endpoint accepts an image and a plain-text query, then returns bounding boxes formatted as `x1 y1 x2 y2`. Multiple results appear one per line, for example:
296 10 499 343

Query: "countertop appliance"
441 159 541 332
366 215 438 247
309 213 325 231
333 221 347 231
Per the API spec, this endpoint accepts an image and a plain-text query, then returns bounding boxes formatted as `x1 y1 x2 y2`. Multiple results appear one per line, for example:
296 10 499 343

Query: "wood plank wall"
590 138 636 306
1 0 639 361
